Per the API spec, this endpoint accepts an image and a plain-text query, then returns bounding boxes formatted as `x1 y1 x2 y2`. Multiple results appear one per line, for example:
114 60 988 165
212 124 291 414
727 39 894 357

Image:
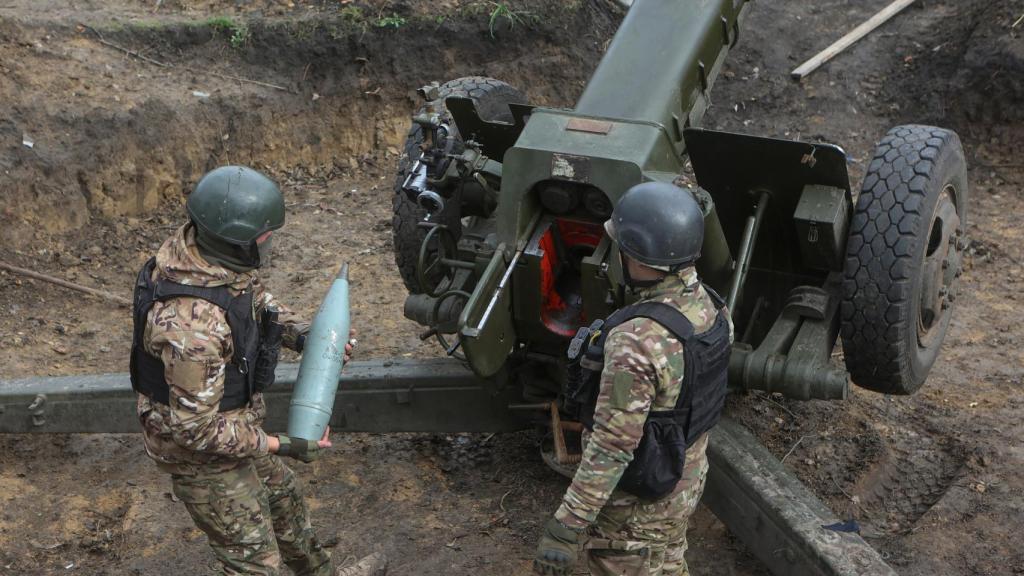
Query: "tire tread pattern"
840 125 961 394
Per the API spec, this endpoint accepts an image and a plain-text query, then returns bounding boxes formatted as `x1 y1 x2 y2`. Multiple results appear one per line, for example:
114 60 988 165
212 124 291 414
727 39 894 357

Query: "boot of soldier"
335 552 387 576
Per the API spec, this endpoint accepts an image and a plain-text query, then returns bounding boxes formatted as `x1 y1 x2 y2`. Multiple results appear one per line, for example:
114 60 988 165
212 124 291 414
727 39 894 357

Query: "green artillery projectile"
287 264 350 440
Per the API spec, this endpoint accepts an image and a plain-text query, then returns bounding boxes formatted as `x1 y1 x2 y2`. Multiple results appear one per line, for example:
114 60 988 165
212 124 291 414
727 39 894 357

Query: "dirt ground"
0 0 1022 574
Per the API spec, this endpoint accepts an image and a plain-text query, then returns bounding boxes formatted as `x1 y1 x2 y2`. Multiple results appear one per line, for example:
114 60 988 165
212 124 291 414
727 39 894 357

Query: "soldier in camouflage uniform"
534 182 733 576
131 166 385 576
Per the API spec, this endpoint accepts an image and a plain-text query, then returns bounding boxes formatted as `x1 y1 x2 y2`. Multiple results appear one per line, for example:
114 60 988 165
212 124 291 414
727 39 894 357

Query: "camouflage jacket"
136 224 308 475
555 268 733 529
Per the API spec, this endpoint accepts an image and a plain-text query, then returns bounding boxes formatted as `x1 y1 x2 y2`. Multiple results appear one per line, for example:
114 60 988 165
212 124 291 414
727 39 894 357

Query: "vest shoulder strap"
134 258 158 315
136 257 157 290
704 285 727 309
606 300 727 415
604 301 697 345
153 279 234 311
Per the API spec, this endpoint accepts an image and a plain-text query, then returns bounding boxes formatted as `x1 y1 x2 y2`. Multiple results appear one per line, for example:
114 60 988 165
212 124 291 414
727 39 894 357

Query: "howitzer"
395 0 967 405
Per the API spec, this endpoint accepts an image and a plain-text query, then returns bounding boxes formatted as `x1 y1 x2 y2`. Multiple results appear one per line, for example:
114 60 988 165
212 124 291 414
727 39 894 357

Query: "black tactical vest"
567 289 731 500
130 257 263 412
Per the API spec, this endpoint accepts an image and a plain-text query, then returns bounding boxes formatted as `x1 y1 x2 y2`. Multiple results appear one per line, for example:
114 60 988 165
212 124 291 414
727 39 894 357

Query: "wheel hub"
918 185 963 348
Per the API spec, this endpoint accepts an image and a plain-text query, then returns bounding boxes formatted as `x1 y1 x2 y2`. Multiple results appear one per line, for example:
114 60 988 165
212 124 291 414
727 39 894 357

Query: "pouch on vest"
566 319 604 418
617 412 689 500
253 307 284 392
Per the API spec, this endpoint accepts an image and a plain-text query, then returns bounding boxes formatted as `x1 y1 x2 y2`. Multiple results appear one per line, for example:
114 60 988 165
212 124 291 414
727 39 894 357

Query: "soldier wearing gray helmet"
131 166 383 576
534 182 733 576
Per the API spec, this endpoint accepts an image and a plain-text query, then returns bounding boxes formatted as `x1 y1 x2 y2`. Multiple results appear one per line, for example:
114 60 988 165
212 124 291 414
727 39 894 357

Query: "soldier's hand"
533 517 582 575
344 328 356 363
295 328 354 361
318 426 332 448
276 428 331 463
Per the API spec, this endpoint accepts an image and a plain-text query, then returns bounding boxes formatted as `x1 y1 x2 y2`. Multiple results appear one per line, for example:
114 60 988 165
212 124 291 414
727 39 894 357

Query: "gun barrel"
575 0 748 136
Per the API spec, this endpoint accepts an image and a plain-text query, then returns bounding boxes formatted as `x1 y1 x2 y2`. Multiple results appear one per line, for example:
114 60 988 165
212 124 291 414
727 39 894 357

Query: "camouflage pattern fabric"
553 268 733 575
137 224 308 475
584 434 708 576
138 224 331 574
172 454 331 575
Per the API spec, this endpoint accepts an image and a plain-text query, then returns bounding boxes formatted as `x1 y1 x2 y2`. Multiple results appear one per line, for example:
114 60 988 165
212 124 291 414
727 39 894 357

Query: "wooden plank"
791 0 917 80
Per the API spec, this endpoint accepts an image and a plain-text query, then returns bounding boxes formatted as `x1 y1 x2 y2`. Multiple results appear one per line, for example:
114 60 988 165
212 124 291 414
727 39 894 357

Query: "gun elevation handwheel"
392 77 526 294
417 224 459 297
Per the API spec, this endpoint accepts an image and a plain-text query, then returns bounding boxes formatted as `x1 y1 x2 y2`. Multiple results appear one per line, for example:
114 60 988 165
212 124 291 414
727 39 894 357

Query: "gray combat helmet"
604 182 704 270
187 166 285 272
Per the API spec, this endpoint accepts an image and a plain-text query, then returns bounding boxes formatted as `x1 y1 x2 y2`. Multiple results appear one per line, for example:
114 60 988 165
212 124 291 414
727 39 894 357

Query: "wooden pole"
0 261 132 307
79 23 291 92
79 23 170 68
791 0 917 80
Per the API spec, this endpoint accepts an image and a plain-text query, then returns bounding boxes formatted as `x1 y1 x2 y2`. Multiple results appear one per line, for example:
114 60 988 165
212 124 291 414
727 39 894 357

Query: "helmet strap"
620 252 665 291
256 236 273 268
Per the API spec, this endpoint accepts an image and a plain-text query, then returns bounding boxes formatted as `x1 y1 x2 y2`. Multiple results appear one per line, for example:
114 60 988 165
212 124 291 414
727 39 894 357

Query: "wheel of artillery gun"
392 77 527 293
841 125 968 395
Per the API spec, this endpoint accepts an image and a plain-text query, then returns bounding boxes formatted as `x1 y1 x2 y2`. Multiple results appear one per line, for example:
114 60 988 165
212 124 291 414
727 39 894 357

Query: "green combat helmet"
186 166 285 272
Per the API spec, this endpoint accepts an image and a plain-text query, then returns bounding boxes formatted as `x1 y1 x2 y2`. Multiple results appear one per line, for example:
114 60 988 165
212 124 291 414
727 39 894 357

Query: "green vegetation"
487 2 527 38
229 25 249 48
92 0 580 47
374 15 408 29
204 16 235 30
206 16 249 49
339 6 364 22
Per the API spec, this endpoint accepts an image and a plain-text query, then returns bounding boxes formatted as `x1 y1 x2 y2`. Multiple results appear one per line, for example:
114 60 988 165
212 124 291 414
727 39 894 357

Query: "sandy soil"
0 0 1021 574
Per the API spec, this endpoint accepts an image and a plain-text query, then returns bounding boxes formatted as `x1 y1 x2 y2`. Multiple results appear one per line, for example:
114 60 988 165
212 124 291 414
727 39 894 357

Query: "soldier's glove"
294 327 309 354
276 434 321 463
533 517 583 575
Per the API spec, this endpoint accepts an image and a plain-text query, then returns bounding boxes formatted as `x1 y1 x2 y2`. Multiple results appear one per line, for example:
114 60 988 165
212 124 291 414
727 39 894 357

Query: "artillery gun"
385 1 967 569
395 0 967 405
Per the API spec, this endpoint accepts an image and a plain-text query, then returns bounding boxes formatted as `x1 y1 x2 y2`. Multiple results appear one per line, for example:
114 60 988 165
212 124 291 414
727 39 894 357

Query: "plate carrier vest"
567 288 730 500
129 257 270 412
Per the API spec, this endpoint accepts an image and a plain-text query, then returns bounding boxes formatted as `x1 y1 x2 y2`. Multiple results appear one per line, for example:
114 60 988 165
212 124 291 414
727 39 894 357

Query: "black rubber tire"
392 77 526 294
840 125 968 395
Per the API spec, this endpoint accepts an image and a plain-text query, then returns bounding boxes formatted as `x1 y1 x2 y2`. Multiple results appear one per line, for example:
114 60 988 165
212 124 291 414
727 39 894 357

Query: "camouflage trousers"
171 455 332 575
584 439 710 576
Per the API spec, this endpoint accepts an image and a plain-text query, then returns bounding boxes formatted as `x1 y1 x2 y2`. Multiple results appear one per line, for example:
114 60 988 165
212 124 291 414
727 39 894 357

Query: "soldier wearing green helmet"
187 166 286 272
131 166 384 576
